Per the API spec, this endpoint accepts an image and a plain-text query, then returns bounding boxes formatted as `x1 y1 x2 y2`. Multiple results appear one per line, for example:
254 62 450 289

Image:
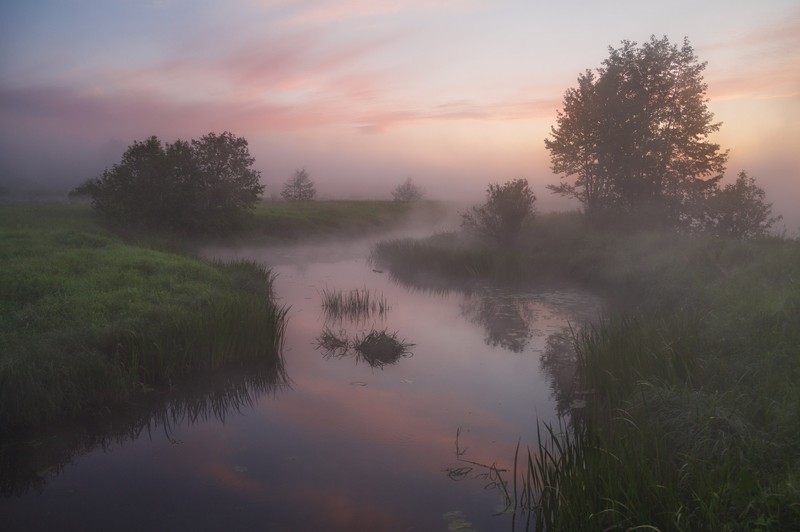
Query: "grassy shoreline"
0 203 290 432
0 199 445 433
372 212 800 530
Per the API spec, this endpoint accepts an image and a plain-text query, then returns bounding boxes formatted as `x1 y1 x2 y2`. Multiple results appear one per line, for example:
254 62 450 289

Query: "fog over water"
1 224 605 530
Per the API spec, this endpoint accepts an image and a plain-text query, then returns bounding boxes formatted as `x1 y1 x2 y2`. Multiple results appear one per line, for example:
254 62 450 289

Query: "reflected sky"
2 240 602 531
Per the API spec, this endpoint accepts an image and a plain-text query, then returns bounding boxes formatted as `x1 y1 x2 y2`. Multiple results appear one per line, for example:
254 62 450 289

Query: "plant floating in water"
352 329 414 368
315 327 414 369
319 287 390 322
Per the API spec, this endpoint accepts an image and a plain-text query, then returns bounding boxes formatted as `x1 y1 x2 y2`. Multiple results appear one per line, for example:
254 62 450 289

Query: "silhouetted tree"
462 178 536 244
87 132 263 232
280 169 316 201
546 36 728 228
702 171 781 239
391 177 424 202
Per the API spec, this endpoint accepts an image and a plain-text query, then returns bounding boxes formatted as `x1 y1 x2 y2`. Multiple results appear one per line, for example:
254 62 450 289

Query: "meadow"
372 212 800 530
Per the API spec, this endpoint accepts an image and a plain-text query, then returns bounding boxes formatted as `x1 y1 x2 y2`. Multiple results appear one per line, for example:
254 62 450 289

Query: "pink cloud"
355 97 561 133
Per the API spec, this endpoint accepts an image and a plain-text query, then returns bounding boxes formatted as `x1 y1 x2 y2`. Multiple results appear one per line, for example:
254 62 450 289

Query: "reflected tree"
460 291 538 353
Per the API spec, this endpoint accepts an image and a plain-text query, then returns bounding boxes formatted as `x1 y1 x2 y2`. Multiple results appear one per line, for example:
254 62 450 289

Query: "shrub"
461 178 536 244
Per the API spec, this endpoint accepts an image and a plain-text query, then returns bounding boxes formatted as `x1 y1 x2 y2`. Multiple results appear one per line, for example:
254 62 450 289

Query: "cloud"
355 96 561 133
703 11 800 101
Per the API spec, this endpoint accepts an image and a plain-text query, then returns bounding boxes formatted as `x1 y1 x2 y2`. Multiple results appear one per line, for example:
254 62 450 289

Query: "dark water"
1 235 602 531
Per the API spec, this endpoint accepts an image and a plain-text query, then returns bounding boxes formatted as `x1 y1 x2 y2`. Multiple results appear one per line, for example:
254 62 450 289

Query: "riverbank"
372 213 800 530
0 203 290 432
0 199 449 433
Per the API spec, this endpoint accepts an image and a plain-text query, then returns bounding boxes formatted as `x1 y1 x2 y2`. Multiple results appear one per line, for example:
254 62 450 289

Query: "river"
1 232 602 531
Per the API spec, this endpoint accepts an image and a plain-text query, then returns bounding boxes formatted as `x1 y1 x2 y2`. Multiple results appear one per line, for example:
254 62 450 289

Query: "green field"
232 199 448 243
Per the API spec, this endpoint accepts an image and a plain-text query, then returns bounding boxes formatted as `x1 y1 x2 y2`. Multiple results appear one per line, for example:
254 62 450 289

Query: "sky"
1 0 798 227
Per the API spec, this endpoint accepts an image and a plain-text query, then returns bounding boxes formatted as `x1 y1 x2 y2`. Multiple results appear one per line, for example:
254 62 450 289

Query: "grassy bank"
373 212 800 530
232 199 448 243
0 203 287 432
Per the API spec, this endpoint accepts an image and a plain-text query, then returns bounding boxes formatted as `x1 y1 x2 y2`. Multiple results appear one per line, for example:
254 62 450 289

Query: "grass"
0 203 288 432
374 212 800 530
229 199 448 243
315 327 414 369
319 287 389 323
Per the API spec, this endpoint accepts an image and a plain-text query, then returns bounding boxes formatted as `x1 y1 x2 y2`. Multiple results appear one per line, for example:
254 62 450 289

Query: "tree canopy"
280 169 316 202
462 178 536 244
545 36 728 228
83 132 263 233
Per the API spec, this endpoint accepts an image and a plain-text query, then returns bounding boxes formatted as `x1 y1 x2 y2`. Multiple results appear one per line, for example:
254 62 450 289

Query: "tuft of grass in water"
319 287 389 322
315 328 414 369
352 329 414 368
0 203 289 432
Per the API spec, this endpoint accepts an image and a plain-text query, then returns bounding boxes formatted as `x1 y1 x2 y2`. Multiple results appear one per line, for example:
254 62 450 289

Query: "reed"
319 287 390 322
315 328 414 369
352 329 414 368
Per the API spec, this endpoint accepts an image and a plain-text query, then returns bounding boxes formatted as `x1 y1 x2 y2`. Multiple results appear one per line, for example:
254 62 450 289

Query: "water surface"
2 235 602 531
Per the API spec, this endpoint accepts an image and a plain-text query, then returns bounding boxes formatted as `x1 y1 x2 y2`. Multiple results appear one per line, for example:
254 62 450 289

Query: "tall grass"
319 287 389 322
0 204 289 431
376 212 800 529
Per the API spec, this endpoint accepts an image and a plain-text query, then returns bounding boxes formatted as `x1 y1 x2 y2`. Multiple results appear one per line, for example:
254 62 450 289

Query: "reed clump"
319 287 389 322
315 327 414 369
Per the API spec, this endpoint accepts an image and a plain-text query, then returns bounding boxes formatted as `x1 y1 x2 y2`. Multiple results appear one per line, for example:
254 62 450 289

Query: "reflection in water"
538 328 580 416
460 291 538 353
4 232 604 531
316 327 414 369
0 358 288 498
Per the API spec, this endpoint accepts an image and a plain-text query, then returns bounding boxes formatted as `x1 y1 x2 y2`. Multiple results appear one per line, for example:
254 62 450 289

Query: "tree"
280 169 316 202
702 171 781 239
190 132 264 227
87 132 263 232
461 178 536 244
546 36 728 228
391 177 424 202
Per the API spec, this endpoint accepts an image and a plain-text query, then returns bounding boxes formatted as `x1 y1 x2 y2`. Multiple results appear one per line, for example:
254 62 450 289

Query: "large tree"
86 132 263 232
546 36 728 227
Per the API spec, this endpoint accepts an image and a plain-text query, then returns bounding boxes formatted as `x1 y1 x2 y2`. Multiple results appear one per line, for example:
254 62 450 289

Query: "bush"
702 171 781 238
461 178 536 244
